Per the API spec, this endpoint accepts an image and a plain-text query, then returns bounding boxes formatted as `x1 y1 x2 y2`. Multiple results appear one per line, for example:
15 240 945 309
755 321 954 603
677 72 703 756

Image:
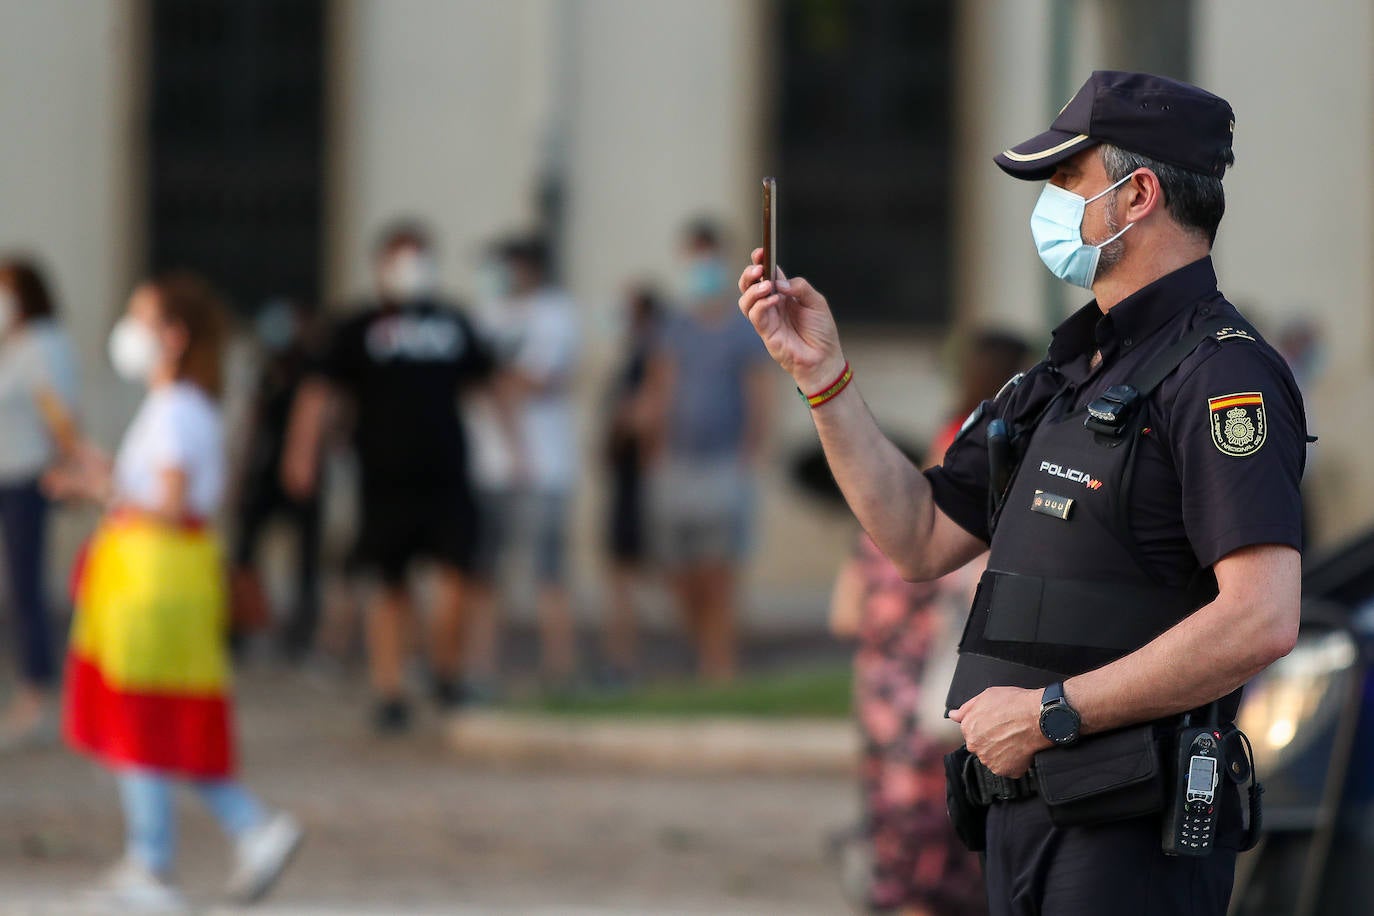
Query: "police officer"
738 71 1306 915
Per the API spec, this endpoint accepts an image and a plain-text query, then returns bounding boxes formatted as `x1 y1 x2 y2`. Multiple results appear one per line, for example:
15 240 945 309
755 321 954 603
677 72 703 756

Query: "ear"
1121 168 1165 223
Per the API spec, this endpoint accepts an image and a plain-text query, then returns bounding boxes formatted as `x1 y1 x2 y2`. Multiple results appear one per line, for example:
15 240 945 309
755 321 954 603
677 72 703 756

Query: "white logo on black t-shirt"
365 315 465 362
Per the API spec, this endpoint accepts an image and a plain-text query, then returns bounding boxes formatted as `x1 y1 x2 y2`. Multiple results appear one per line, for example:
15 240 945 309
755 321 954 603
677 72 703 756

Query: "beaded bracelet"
798 361 853 409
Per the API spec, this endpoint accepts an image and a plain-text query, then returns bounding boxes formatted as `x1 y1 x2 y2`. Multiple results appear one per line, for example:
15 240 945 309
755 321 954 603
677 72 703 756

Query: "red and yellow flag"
63 516 235 778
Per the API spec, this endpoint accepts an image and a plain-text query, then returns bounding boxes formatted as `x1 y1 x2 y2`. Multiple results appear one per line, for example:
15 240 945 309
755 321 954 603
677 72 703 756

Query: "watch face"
1041 705 1079 743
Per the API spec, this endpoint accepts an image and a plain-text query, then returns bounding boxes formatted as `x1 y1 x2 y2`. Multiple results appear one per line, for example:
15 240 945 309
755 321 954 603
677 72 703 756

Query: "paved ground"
0 668 856 914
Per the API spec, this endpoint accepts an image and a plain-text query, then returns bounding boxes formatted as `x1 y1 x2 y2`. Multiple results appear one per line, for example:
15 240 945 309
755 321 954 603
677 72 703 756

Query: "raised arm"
737 250 984 580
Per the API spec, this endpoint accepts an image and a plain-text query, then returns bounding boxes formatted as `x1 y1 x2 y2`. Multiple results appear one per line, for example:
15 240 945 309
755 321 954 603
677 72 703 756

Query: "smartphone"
761 176 777 285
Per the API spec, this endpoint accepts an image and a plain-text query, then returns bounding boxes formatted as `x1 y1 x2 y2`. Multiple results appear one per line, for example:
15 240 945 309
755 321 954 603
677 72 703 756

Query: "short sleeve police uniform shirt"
927 257 1306 584
317 300 495 485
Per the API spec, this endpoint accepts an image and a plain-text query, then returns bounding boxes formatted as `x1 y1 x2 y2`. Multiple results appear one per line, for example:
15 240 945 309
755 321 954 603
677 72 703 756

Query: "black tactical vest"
945 315 1246 719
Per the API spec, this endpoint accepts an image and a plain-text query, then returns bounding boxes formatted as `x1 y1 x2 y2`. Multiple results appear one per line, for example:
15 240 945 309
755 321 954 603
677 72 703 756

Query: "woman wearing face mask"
48 273 303 910
0 258 80 749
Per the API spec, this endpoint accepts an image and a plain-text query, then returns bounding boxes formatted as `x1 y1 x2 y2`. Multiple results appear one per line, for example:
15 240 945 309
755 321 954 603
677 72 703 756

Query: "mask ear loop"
1084 170 1137 205
1087 171 1139 250
1094 221 1134 251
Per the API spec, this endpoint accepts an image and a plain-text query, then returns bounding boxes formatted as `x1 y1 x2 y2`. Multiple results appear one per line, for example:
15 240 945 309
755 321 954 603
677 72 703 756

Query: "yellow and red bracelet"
798 361 853 409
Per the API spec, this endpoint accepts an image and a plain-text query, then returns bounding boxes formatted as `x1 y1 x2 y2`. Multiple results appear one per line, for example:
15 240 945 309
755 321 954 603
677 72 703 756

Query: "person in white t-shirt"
467 236 582 689
47 274 303 911
0 258 80 748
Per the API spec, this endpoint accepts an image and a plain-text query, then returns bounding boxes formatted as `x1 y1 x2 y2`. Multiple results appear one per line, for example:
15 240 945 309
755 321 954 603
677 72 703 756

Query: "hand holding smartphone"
761 176 777 285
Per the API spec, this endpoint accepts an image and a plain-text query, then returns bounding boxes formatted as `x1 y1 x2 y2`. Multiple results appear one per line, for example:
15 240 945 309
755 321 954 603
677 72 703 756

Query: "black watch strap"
1039 681 1081 746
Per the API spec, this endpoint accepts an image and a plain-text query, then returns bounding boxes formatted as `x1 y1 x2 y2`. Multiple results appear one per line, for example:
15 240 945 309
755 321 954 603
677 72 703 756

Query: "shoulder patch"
1208 391 1266 457
1214 326 1256 342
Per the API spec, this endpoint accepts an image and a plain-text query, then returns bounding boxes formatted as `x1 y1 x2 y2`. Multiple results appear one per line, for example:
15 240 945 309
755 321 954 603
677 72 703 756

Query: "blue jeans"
0 478 54 686
116 768 268 875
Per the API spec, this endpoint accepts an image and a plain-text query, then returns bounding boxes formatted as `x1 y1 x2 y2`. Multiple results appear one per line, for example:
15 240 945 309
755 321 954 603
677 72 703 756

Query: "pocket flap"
1034 725 1159 805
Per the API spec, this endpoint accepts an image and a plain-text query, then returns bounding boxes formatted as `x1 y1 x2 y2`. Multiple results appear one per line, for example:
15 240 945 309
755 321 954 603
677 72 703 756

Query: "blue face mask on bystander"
681 257 731 304
1030 172 1135 289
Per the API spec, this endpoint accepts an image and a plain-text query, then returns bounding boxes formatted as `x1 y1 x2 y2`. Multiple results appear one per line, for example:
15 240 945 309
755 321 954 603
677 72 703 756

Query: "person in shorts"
284 221 495 733
642 220 775 681
465 235 582 690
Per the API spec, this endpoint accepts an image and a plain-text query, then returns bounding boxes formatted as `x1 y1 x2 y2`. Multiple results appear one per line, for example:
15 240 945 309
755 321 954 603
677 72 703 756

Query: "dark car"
1231 529 1374 915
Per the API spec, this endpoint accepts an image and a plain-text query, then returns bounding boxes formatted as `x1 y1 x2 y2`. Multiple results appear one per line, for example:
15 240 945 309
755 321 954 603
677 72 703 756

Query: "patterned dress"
853 532 987 914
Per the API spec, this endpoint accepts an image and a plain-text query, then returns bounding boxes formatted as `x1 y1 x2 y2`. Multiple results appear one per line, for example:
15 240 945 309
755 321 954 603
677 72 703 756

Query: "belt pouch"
1033 724 1164 827
944 745 988 852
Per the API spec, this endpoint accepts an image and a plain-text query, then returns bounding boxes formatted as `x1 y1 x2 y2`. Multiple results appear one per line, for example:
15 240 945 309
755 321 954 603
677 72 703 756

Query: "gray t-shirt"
659 308 770 459
0 318 81 482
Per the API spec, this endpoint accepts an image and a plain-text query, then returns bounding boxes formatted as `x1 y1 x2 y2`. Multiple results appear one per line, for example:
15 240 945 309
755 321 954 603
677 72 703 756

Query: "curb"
446 712 857 776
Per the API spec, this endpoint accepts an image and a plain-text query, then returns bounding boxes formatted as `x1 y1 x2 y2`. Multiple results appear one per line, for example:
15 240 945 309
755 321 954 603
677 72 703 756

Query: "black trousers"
984 798 1237 916
233 476 322 658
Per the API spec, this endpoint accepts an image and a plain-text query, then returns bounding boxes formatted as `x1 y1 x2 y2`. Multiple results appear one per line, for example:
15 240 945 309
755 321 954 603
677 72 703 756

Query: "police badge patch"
1208 392 1266 457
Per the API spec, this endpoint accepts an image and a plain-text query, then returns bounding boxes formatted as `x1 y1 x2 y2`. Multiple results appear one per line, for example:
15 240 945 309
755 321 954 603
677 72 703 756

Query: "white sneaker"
87 857 187 913
225 810 304 904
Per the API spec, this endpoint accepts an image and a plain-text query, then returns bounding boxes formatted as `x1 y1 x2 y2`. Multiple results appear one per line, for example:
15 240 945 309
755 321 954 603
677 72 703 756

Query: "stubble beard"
1092 188 1128 281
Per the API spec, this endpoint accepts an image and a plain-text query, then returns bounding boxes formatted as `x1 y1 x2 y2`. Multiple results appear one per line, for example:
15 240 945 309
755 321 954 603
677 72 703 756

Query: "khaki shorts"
648 457 755 569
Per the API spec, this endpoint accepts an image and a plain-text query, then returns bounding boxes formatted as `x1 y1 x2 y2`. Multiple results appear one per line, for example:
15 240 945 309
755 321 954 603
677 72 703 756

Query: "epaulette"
1213 325 1256 343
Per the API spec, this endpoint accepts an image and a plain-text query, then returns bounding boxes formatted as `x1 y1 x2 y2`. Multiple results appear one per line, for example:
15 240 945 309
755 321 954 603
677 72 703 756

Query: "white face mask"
108 316 161 383
380 250 439 303
0 288 17 336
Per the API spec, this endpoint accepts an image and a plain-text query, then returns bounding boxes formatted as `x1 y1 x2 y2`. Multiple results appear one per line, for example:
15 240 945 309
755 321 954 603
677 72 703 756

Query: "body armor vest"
945 313 1246 719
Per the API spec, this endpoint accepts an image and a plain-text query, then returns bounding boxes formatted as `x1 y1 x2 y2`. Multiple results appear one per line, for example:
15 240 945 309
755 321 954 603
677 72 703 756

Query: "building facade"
3 0 1368 629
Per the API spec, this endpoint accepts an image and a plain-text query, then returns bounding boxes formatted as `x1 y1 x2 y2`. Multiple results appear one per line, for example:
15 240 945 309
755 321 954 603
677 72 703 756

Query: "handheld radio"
1163 712 1224 856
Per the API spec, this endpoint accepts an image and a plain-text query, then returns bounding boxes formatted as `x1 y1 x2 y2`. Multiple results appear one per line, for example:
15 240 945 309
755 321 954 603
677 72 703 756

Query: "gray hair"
1099 144 1233 245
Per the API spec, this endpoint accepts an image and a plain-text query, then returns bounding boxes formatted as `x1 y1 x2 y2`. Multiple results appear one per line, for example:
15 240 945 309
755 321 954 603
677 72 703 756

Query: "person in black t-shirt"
283 221 495 733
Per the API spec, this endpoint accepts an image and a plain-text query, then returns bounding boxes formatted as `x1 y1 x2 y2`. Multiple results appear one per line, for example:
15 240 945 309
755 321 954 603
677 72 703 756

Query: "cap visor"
994 129 1097 179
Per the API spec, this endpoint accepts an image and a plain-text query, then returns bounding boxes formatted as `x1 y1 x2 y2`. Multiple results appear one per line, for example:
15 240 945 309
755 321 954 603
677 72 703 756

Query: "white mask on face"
381 250 439 303
0 288 17 336
108 316 161 383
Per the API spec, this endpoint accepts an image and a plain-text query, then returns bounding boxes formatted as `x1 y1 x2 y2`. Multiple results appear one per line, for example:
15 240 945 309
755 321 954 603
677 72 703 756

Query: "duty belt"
965 754 1038 805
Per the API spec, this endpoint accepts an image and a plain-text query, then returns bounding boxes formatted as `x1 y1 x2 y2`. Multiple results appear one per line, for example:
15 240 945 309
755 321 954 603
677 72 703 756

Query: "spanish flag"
63 515 236 778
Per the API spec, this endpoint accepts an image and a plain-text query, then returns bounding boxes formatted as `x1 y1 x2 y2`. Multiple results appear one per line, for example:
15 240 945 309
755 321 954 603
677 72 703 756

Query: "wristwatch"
1039 682 1081 746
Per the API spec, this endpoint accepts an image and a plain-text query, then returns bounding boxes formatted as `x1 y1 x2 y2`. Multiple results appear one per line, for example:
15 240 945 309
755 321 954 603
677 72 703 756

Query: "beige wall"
328 0 865 629
326 0 550 303
1194 0 1374 546
0 1 143 589
0 0 144 445
9 1 1367 627
559 0 766 320
952 0 1056 340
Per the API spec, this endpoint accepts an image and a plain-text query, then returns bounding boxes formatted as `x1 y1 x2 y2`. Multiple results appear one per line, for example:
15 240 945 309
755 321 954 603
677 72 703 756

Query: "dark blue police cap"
995 70 1235 181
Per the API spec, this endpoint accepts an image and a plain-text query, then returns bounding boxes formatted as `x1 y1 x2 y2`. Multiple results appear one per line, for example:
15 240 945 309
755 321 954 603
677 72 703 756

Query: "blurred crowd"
250 216 775 731
0 213 779 736
0 215 778 905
